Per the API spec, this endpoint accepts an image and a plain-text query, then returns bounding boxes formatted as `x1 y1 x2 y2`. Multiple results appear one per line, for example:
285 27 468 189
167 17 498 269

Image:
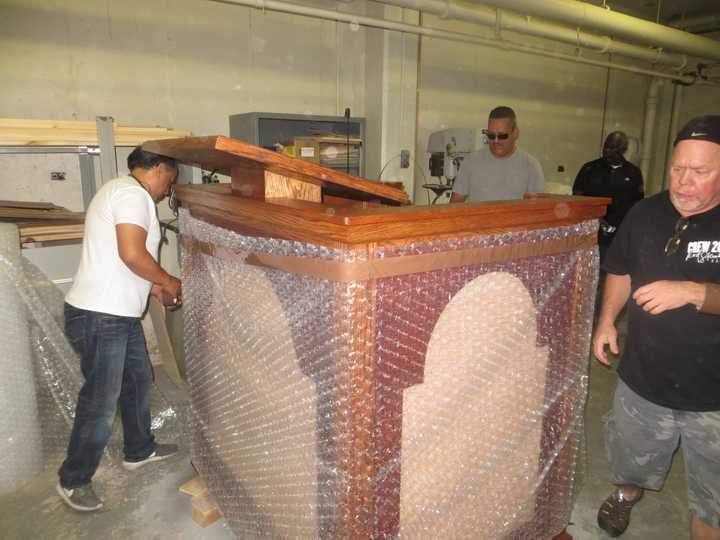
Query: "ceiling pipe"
662 83 684 192
669 13 720 34
378 0 686 68
470 0 720 63
210 0 708 84
640 78 662 184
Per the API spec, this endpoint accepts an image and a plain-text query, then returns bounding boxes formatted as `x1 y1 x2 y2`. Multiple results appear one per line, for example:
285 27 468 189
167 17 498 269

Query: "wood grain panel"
143 136 408 205
229 163 266 200
264 171 322 202
17 220 84 244
333 275 377 539
176 185 609 248
0 118 190 146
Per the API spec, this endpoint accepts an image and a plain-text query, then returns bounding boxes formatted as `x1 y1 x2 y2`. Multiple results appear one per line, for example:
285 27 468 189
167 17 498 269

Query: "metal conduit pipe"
640 78 662 183
378 0 686 68
211 0 702 84
662 83 684 191
669 14 720 34
472 0 720 63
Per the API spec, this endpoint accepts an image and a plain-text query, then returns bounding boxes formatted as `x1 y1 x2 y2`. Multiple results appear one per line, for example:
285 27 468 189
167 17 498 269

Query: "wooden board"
143 136 409 205
148 297 186 389
0 200 62 210
191 495 222 527
0 201 85 244
0 118 191 146
264 171 322 202
176 184 609 248
179 476 222 528
0 207 84 220
179 476 209 498
17 221 84 244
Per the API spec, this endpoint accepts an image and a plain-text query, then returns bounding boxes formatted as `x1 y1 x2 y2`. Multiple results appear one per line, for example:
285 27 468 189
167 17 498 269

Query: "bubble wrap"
0 225 186 492
180 208 598 540
0 224 42 494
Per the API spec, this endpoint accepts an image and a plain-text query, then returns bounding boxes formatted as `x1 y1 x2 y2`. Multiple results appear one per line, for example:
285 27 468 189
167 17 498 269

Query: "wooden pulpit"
143 136 607 540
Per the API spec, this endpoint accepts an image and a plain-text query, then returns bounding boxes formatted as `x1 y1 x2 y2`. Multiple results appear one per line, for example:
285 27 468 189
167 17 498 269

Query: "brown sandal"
597 488 643 537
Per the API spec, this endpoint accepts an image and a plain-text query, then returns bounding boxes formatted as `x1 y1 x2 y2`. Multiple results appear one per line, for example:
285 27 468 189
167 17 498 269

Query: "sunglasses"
664 217 689 256
483 130 511 141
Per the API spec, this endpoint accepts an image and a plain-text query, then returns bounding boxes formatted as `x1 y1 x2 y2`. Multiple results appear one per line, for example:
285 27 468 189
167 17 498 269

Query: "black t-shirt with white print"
603 191 720 411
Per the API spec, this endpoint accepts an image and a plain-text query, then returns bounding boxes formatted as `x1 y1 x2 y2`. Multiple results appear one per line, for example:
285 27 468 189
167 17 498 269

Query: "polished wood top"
176 184 609 248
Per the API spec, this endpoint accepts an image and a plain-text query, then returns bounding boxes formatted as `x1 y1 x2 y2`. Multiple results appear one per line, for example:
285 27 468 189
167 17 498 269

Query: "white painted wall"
363 3 420 191
0 0 368 133
3 0 719 201
2 1 720 229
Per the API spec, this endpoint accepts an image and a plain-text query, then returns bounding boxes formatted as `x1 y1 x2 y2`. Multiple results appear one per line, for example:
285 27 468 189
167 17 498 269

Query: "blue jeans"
58 303 155 488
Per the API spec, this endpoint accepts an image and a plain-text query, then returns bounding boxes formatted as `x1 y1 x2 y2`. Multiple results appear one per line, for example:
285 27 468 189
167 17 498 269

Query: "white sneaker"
122 443 179 471
56 481 103 512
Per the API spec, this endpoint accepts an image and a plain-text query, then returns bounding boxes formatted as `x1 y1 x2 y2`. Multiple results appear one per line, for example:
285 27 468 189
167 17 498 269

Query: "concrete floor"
2 330 692 540
1 370 235 540
567 358 689 540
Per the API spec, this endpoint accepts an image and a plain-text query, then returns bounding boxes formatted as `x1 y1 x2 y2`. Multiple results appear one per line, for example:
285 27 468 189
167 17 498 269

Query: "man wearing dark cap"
450 106 545 202
573 131 644 263
592 115 720 539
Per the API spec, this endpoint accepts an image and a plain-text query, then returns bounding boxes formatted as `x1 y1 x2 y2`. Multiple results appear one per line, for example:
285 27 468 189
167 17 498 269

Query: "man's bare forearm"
122 249 172 286
701 283 720 314
598 273 631 326
116 224 178 293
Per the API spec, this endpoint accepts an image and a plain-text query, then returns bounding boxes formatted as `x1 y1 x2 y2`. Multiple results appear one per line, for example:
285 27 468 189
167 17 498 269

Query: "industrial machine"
424 128 483 204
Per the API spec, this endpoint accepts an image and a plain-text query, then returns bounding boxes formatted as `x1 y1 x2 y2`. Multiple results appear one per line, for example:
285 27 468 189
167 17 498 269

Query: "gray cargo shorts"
605 379 720 528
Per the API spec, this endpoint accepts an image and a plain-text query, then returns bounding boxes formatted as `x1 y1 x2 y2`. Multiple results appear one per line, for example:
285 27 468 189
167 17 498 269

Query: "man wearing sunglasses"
592 116 720 540
450 106 544 202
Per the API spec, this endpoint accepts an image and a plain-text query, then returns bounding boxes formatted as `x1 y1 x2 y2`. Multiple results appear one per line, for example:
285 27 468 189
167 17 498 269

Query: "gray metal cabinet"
229 112 365 177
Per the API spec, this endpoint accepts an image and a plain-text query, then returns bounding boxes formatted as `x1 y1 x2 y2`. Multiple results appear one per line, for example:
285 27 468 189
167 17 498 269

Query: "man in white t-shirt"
451 106 545 202
57 146 182 512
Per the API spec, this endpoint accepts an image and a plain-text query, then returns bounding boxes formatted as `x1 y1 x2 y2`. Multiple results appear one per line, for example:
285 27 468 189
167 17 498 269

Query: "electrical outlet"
400 150 410 169
51 171 66 181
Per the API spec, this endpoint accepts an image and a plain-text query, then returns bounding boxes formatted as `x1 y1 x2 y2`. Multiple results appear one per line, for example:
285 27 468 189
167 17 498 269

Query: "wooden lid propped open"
143 136 408 206
144 135 609 249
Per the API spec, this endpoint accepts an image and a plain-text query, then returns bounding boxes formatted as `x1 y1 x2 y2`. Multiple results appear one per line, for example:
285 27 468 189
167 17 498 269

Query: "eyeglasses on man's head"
664 217 690 257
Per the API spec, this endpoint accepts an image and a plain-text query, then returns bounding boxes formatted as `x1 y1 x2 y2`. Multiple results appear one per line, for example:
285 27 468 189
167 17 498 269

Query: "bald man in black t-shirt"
592 116 720 540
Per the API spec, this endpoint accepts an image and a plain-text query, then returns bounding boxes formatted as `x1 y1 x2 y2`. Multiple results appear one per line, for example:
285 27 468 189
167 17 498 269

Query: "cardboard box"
294 137 320 164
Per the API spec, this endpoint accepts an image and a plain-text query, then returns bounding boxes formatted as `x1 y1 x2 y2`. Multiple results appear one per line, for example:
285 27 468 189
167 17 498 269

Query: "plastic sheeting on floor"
0 223 187 495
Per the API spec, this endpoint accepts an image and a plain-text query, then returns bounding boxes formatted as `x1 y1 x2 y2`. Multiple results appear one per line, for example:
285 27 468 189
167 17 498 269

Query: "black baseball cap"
674 115 720 146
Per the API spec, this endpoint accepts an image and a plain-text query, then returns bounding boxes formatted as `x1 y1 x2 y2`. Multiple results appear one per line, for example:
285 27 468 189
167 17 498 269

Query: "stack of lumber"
16 221 84 244
0 200 84 244
0 118 191 146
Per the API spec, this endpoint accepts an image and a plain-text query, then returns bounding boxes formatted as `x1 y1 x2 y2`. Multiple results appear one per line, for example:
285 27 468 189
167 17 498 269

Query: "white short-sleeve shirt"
66 175 161 317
